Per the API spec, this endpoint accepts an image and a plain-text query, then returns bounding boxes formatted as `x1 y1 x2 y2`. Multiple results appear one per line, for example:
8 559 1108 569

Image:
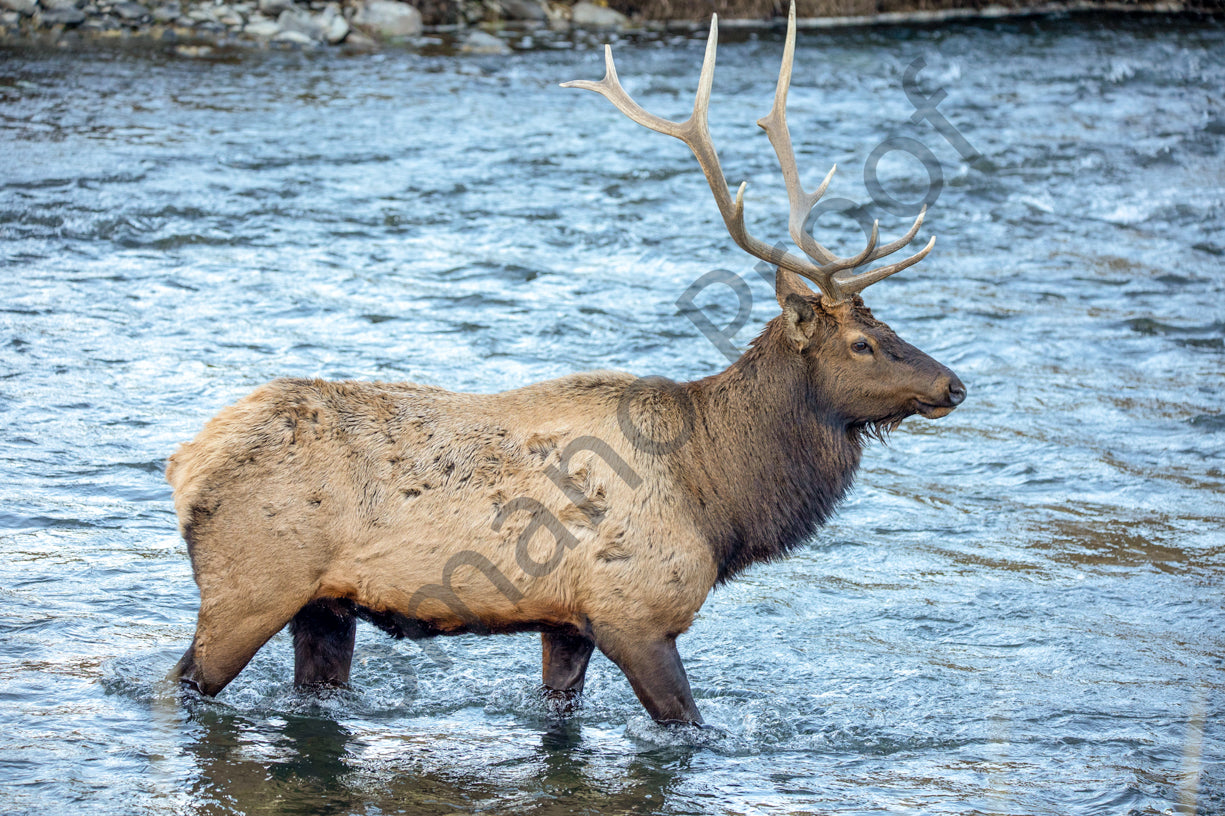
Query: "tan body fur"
169 372 717 708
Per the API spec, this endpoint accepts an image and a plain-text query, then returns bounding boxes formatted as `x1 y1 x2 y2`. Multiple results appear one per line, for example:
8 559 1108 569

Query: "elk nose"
947 377 967 406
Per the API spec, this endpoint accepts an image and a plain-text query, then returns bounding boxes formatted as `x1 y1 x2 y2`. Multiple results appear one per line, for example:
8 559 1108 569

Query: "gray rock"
151 2 180 22
325 18 348 42
569 1 625 27
257 0 293 14
341 29 377 50
352 0 420 39
460 29 508 54
41 0 80 10
274 3 344 41
0 0 37 18
114 1 148 20
40 6 87 23
277 7 323 38
243 17 279 36
271 27 313 44
173 43 214 56
319 3 346 43
82 14 122 29
499 0 545 21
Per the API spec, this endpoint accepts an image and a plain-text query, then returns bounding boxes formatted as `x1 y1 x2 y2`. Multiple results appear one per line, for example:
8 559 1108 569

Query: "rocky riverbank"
0 0 608 52
0 0 1215 53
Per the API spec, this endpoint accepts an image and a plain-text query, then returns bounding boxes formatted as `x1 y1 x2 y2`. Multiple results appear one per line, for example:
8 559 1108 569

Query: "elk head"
778 291 964 437
563 0 964 432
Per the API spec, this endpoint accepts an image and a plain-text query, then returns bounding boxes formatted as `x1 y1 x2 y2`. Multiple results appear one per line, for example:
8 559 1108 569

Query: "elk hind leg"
291 598 357 689
541 631 595 708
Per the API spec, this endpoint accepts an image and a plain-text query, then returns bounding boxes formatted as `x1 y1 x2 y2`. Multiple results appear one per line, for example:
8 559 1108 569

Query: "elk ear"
781 293 818 351
775 267 816 308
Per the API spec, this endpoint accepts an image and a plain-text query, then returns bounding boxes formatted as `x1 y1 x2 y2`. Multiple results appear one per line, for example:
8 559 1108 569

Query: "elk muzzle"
914 370 966 419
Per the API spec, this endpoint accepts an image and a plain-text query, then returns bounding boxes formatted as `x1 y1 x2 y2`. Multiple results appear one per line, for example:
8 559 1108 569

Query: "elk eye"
851 339 872 354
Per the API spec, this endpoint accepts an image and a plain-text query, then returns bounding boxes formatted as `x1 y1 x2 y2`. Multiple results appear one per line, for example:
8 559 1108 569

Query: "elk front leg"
541 631 595 699
596 630 702 725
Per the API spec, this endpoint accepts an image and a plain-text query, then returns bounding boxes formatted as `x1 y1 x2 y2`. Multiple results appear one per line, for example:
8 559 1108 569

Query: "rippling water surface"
1 14 1223 815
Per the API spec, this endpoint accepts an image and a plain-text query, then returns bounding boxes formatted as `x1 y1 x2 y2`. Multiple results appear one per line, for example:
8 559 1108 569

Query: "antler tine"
561 44 690 141
562 15 829 285
826 206 933 294
832 233 936 296
820 219 879 275
866 205 925 263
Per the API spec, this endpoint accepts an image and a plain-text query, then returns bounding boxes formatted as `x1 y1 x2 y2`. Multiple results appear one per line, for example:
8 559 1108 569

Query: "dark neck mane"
678 319 863 583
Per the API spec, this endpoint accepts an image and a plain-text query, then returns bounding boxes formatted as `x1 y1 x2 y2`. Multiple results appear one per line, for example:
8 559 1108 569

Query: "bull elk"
168 3 965 726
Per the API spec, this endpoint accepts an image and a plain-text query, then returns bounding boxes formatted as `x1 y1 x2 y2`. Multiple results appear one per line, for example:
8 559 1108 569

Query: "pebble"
173 42 213 55
40 6 87 23
151 2 179 21
321 3 347 42
114 2 149 20
499 0 545 21
271 26 312 43
243 17 278 36
352 0 421 38
569 1 626 27
341 29 377 50
460 28 507 53
277 7 324 38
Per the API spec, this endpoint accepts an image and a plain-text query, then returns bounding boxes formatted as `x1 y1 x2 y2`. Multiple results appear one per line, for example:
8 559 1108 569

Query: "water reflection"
180 706 351 815
177 700 687 816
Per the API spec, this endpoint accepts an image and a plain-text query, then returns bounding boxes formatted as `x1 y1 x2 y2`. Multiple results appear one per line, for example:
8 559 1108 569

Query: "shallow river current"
1 13 1223 816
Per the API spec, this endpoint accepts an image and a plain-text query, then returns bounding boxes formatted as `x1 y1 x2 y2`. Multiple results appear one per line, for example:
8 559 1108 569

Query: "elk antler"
561 0 935 305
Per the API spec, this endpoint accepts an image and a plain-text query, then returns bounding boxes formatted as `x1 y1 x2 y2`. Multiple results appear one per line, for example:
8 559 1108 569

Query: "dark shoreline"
0 0 1219 56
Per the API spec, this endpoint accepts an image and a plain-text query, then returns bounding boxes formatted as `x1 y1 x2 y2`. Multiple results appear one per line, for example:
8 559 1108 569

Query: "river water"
1 13 1222 816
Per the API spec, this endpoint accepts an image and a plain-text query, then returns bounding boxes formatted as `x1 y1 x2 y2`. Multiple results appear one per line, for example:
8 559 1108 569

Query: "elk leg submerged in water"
292 599 358 688
541 631 596 701
594 630 701 725
172 590 308 697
